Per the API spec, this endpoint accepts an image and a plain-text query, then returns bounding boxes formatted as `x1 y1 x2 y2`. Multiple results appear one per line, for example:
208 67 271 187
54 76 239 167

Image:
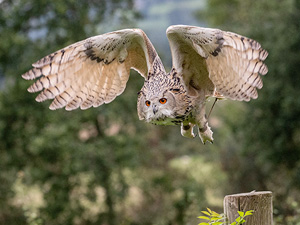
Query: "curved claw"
198 125 214 144
181 123 196 138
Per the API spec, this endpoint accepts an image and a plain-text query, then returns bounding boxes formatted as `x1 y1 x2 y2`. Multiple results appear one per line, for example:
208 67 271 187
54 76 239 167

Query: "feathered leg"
181 122 196 138
196 102 213 144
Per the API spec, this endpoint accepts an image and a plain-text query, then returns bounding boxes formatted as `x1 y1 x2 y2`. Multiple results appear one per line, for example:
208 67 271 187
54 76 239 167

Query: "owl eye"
159 98 167 104
145 100 151 107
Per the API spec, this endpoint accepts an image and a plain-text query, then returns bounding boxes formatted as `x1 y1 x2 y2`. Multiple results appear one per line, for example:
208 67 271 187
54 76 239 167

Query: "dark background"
0 0 299 224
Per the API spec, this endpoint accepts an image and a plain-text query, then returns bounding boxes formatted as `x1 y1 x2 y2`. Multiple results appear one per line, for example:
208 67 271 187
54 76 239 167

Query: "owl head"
137 72 192 125
137 87 178 125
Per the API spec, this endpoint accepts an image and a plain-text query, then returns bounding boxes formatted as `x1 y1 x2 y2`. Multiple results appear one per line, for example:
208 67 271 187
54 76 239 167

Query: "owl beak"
152 104 158 115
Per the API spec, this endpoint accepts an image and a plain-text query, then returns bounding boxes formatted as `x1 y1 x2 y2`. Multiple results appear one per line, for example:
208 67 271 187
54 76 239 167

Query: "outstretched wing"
22 29 159 110
166 25 268 101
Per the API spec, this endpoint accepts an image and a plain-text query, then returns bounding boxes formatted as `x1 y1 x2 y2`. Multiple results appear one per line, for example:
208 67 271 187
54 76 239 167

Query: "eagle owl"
22 25 268 144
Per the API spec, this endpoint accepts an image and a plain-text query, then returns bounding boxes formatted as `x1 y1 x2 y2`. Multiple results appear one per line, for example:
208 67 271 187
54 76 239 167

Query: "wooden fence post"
223 191 273 225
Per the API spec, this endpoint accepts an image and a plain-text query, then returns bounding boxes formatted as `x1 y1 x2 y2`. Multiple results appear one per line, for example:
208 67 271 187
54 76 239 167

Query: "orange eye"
159 98 167 104
145 100 151 107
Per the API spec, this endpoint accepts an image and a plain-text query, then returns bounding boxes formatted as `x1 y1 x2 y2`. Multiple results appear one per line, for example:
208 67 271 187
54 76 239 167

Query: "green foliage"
198 208 224 225
205 0 300 223
0 1 226 224
5 0 299 223
198 208 253 225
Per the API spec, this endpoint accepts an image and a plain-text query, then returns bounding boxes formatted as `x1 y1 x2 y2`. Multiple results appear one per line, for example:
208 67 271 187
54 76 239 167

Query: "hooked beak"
152 104 158 115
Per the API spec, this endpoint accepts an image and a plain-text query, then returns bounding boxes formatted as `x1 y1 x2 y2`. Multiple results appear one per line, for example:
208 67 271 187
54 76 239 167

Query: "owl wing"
166 25 268 101
22 29 159 110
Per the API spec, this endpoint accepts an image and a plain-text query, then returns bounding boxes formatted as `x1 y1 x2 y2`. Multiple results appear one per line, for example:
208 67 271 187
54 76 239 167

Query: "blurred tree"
204 0 300 223
0 1 224 225
0 0 141 224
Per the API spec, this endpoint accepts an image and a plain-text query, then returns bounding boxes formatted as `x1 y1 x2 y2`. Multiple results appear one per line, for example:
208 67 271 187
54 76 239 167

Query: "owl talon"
198 126 214 144
181 123 196 138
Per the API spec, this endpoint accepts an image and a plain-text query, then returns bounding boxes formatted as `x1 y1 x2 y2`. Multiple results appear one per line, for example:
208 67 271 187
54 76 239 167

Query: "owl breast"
150 113 193 126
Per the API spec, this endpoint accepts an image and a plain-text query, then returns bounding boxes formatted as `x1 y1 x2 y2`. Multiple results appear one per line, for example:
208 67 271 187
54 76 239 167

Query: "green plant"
198 208 254 225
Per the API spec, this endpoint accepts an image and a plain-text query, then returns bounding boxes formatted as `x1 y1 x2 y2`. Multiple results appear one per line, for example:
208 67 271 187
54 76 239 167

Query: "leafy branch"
198 208 254 225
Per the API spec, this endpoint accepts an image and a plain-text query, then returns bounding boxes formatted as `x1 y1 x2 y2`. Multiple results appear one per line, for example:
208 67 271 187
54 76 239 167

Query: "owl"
22 25 268 144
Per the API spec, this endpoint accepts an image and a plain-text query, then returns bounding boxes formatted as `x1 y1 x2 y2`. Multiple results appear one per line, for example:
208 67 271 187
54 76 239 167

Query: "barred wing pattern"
167 25 268 101
22 29 158 110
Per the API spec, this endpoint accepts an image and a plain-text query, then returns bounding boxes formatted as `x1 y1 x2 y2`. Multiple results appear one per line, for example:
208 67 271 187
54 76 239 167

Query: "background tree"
0 1 225 225
0 1 141 224
3 0 297 224
204 0 300 223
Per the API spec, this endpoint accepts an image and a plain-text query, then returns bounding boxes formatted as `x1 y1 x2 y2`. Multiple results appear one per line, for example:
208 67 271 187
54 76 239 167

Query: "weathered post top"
224 191 273 225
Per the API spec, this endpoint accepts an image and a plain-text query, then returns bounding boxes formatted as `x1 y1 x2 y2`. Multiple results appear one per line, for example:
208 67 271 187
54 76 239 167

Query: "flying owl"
22 25 268 144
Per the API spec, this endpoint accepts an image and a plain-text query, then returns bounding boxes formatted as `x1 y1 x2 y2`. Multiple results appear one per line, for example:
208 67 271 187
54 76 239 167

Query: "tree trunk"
223 191 273 225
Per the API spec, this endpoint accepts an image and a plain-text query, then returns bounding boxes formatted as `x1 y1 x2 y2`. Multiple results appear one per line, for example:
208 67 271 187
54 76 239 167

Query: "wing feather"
22 29 159 110
167 25 268 101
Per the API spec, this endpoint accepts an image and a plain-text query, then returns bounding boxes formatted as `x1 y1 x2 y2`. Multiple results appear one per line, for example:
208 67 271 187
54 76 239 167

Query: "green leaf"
240 219 246 224
230 222 236 225
212 222 223 225
237 211 244 217
198 223 209 225
201 211 211 216
198 216 210 220
211 217 222 221
235 217 241 222
211 211 221 217
245 210 254 216
207 208 212 213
